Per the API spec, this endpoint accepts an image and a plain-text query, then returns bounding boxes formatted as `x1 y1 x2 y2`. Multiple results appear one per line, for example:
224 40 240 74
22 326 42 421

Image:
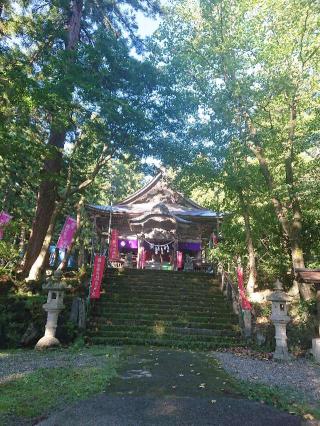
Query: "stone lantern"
267 279 292 361
35 270 67 350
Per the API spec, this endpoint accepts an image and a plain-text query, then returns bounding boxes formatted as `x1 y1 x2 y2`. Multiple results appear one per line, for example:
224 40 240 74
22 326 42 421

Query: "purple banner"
0 211 12 240
56 216 77 250
178 242 201 252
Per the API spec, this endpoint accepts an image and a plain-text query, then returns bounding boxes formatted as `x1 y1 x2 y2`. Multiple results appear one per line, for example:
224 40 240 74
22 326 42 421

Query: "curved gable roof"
117 173 162 205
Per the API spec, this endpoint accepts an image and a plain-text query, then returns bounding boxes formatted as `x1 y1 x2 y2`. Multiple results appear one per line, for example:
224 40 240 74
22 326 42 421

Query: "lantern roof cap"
267 281 292 302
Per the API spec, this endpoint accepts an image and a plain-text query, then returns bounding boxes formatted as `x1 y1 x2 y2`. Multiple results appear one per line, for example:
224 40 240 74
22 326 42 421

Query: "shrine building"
86 172 222 271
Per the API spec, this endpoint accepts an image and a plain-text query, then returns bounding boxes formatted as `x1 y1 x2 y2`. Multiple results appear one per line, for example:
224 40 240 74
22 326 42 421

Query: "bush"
0 293 84 349
0 241 20 276
288 299 318 354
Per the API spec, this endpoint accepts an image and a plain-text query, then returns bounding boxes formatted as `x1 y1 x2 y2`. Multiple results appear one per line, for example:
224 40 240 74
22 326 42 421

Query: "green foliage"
0 242 20 276
287 299 318 352
0 294 84 349
0 347 121 419
0 295 45 348
236 380 320 420
0 0 162 269
151 0 320 287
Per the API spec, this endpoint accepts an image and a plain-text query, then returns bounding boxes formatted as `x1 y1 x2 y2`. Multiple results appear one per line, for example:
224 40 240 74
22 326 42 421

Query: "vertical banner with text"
90 254 106 299
0 211 12 240
140 247 146 269
237 266 252 310
176 251 183 269
109 229 119 261
57 216 77 250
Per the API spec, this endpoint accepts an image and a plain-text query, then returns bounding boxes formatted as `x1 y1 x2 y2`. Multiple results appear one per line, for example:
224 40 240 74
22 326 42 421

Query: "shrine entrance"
86 172 222 272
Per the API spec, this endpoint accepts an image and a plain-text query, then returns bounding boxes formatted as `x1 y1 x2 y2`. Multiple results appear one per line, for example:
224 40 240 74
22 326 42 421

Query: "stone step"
102 290 223 301
89 317 238 329
88 323 238 336
87 329 240 342
103 283 222 291
89 311 237 323
104 281 221 289
94 306 233 317
95 294 230 311
104 273 218 283
87 269 241 351
106 269 214 277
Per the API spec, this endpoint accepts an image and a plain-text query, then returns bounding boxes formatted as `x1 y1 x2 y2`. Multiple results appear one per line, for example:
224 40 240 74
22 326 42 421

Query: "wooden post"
316 283 320 337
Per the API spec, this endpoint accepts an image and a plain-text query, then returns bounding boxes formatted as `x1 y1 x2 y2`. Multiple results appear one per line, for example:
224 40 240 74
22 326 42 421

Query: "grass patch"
234 379 320 421
211 356 320 421
0 346 122 421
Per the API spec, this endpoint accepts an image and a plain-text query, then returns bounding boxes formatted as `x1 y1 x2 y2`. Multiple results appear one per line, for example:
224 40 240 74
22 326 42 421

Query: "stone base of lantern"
35 335 60 350
312 338 320 363
273 346 291 361
273 321 291 361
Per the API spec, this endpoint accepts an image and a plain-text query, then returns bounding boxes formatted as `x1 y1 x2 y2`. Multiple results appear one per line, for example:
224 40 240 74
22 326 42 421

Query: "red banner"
177 251 183 269
90 255 106 299
237 266 252 310
109 229 119 261
212 232 218 246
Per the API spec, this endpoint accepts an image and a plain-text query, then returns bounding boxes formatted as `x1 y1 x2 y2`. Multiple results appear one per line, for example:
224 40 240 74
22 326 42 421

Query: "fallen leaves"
215 347 273 361
303 414 315 421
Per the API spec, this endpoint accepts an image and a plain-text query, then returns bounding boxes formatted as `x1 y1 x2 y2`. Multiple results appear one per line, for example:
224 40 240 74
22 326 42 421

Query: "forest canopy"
0 0 319 299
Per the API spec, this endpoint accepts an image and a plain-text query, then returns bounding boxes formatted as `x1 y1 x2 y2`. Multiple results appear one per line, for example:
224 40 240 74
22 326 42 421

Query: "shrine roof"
86 203 221 218
86 172 224 221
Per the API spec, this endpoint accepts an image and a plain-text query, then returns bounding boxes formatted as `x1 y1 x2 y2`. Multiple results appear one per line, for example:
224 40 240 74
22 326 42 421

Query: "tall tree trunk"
248 135 311 299
21 0 83 277
237 188 257 294
25 140 111 281
21 129 66 276
27 201 63 281
284 101 311 299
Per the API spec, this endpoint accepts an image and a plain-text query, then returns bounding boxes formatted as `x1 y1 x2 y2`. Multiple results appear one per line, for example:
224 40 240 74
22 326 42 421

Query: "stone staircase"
86 269 243 350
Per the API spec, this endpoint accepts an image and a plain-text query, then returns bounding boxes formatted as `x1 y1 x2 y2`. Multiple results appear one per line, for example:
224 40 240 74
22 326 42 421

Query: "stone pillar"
243 309 252 338
312 284 320 363
312 339 320 363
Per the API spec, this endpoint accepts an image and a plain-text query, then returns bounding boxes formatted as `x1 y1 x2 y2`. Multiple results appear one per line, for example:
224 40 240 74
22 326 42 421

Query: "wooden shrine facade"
86 173 223 271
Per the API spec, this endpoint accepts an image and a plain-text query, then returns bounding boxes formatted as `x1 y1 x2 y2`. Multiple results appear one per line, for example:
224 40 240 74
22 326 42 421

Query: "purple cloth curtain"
178 242 201 251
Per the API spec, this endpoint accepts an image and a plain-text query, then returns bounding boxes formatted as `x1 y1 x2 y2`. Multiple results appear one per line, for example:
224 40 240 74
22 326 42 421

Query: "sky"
136 11 160 38
133 9 164 180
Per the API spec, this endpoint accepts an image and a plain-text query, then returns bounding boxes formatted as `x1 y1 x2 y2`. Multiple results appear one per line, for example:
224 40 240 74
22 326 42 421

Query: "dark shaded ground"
39 347 302 425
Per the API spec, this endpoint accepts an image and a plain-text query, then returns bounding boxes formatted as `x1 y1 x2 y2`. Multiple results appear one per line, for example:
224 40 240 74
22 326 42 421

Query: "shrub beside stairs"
86 269 243 350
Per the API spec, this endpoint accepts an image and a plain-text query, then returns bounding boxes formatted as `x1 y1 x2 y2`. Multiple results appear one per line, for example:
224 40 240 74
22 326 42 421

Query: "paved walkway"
40 347 302 426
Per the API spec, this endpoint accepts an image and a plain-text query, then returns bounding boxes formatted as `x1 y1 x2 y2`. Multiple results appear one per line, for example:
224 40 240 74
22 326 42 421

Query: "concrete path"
40 347 302 426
